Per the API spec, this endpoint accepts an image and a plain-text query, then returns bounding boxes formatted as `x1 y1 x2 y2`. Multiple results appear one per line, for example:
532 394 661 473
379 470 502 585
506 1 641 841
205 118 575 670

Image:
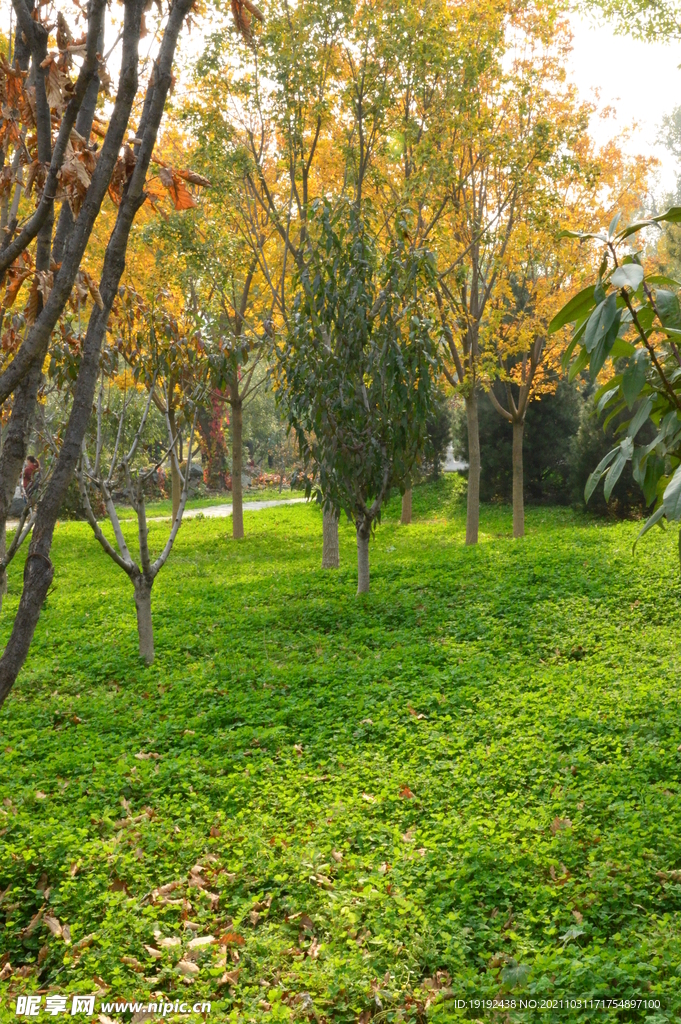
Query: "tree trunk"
465 390 480 545
356 523 370 594
322 508 339 568
134 578 154 665
231 398 244 540
0 524 6 614
401 488 412 525
168 407 181 524
512 417 525 539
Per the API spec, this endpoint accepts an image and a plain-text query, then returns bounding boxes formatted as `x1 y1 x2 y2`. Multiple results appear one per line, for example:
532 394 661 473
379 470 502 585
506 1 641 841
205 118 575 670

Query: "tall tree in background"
482 134 651 537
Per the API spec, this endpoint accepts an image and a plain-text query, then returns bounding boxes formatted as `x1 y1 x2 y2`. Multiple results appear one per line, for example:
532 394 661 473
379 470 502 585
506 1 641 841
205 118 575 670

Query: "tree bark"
512 417 525 539
322 508 339 568
356 523 370 594
168 407 181 524
401 488 412 525
465 390 480 545
231 397 244 540
133 578 154 664
0 525 6 613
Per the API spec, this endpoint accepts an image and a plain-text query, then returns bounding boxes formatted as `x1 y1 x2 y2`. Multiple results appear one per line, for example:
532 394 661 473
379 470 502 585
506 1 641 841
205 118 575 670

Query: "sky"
568 12 681 199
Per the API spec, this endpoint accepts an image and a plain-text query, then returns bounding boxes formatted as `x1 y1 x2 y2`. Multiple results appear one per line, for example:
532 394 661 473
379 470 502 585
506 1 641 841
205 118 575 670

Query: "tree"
275 201 437 593
0 0 238 708
551 206 681 570
75 297 201 663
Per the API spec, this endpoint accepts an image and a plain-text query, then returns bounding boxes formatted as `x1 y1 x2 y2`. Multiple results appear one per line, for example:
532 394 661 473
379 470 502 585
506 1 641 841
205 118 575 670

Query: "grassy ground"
1 478 680 1023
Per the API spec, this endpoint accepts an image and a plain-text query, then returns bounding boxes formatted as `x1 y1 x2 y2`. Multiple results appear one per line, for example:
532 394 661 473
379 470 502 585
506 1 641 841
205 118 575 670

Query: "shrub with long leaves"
551 207 681 566
274 201 439 592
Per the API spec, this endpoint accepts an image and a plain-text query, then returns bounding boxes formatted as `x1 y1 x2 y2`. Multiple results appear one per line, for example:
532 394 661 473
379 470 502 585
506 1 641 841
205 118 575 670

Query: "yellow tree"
431 3 599 544
481 133 652 537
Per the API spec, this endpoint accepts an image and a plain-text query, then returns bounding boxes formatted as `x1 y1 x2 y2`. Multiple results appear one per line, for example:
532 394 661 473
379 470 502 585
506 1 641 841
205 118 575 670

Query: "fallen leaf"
362 793 376 804
188 935 215 949
35 791 47 800
176 959 199 977
550 816 572 835
43 915 63 938
144 945 163 959
121 955 144 972
22 909 43 937
331 850 343 862
218 968 240 986
399 785 415 799
158 936 181 948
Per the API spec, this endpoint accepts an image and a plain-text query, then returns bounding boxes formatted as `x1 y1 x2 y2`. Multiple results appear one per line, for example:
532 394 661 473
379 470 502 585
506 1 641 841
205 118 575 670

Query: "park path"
145 497 307 522
7 497 307 530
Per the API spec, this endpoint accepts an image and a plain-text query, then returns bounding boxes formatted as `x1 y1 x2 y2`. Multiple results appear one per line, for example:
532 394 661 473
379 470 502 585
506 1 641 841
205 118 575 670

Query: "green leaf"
585 447 618 502
635 502 666 543
501 963 530 988
568 345 589 382
548 285 598 335
609 338 636 360
643 454 665 506
603 398 627 432
560 335 578 371
627 395 653 439
653 289 681 330
611 264 644 291
653 205 681 226
663 465 681 520
584 293 617 354
608 213 621 238
622 350 648 408
617 205 681 241
590 309 622 380
603 437 634 501
647 274 681 288
597 386 619 415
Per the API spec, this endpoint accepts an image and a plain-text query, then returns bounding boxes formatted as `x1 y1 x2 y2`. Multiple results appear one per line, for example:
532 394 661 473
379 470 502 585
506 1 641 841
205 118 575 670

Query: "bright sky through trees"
569 11 681 194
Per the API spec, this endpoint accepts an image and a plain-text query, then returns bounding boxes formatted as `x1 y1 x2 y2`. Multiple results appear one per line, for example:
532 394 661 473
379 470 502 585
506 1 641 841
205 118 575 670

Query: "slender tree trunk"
401 488 412 525
133 578 154 665
322 508 339 568
465 390 480 545
512 417 525 539
231 397 244 540
356 523 370 594
167 407 181 524
0 524 6 613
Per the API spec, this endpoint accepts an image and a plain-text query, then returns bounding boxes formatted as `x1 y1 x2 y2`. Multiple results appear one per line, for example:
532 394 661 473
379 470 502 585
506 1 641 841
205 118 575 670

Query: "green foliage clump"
1 481 680 1021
